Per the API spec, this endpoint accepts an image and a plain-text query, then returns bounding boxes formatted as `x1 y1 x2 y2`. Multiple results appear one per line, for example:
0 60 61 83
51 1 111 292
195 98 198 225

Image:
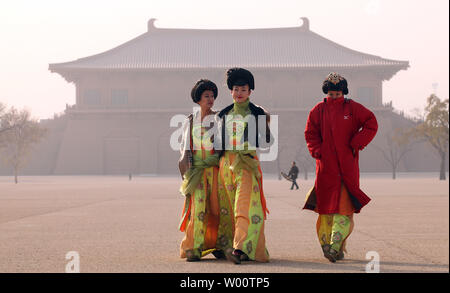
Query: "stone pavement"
0 175 448 273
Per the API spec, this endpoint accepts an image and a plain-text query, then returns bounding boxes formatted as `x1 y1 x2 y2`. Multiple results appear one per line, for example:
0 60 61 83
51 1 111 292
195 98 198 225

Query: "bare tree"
295 141 315 180
0 103 5 120
0 102 15 136
409 95 449 180
0 102 15 148
373 129 414 179
275 143 287 180
0 107 47 183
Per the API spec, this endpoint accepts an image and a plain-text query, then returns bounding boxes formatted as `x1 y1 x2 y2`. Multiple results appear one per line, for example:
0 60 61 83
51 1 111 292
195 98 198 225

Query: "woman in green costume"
215 68 272 264
178 79 233 262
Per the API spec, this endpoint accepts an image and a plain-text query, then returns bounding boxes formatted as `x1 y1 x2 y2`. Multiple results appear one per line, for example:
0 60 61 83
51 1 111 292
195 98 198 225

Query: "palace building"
4 18 442 176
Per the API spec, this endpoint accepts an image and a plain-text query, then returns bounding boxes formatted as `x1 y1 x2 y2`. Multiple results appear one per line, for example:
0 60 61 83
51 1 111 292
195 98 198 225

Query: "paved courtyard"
0 175 448 273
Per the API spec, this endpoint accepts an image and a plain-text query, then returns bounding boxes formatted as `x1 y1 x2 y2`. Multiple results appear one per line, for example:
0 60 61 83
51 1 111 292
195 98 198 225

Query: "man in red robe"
304 72 378 262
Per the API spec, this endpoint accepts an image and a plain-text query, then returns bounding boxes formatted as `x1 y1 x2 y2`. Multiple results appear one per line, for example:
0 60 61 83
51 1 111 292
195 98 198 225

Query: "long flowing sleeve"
178 116 192 178
179 117 189 155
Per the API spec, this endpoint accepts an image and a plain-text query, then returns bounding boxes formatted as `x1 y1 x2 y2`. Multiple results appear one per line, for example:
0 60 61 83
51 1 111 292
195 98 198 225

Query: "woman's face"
231 85 251 103
197 90 215 110
327 90 343 99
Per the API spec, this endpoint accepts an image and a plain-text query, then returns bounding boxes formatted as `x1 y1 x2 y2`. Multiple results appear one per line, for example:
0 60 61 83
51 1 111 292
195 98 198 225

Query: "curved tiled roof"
49 19 409 72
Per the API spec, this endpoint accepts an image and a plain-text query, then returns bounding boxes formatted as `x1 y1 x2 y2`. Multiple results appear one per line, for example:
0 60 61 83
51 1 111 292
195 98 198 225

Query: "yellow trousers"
316 184 355 253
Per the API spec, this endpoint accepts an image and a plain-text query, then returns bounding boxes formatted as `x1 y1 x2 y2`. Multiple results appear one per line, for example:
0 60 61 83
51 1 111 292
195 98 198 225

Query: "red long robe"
304 97 378 214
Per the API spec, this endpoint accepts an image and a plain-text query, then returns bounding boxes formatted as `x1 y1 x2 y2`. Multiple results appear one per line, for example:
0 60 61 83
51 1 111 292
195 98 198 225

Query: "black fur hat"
322 72 349 95
226 68 255 90
191 79 218 103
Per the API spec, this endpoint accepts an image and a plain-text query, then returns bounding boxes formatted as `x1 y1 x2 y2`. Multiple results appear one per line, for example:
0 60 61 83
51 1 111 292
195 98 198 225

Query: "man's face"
231 85 251 103
327 91 343 99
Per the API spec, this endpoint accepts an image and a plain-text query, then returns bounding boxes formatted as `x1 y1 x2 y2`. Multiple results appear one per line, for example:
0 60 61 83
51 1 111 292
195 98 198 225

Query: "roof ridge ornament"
300 17 310 31
147 18 157 32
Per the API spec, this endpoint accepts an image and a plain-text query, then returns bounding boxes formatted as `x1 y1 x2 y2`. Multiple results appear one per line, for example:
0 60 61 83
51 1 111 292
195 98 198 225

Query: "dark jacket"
288 165 299 180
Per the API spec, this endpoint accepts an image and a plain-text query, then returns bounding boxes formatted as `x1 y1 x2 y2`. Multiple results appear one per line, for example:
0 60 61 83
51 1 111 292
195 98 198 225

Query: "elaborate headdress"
226 68 255 90
322 72 348 95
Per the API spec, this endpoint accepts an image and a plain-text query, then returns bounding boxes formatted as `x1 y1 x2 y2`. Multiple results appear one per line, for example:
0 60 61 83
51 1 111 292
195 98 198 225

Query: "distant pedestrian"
288 162 299 190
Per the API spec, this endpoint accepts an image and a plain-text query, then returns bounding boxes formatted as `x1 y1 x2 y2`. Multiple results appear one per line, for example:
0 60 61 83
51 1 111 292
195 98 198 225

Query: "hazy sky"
1 0 448 120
